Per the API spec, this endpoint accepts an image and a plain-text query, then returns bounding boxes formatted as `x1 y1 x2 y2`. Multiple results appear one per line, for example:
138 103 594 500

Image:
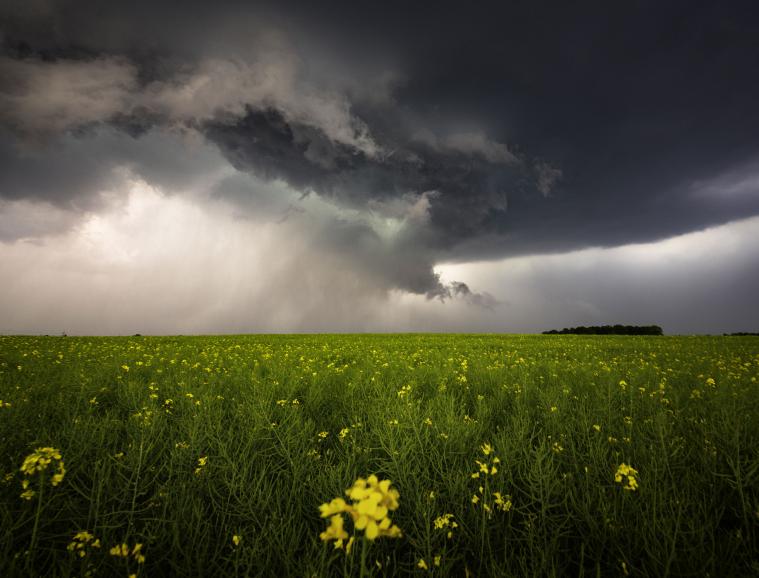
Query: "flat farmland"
0 334 757 577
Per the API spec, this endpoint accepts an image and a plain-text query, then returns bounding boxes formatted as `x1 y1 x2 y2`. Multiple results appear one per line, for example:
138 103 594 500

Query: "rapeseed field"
0 334 757 576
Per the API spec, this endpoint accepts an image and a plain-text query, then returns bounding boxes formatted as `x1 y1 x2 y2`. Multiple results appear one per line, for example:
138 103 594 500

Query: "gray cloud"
1 0 759 331
0 55 137 137
0 42 537 299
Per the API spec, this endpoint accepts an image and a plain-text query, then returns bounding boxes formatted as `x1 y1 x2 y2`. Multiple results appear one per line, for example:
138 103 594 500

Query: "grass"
0 333 757 577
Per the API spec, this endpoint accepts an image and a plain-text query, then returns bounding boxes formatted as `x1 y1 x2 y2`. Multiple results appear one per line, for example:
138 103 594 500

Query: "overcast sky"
1 0 758 334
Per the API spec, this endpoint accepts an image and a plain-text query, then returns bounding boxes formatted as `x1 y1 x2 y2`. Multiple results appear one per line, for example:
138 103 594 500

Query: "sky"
1 0 758 334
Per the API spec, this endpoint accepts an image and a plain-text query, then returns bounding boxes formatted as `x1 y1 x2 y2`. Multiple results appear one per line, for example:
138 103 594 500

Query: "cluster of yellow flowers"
470 443 512 515
194 456 208 476
19 447 65 500
110 542 146 564
319 475 402 551
433 513 458 539
67 531 101 557
615 463 639 491
471 443 500 479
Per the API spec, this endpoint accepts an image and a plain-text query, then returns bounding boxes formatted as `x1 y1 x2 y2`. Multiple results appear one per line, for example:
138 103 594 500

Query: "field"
1 334 758 577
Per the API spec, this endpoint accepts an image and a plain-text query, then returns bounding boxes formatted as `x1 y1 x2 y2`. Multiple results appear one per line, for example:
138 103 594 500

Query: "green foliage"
0 334 758 576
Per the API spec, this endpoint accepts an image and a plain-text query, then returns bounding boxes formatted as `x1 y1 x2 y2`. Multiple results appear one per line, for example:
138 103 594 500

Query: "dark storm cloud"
1 0 759 299
203 107 526 242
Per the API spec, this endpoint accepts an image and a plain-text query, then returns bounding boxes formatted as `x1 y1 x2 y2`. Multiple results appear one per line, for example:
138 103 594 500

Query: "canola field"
0 334 758 577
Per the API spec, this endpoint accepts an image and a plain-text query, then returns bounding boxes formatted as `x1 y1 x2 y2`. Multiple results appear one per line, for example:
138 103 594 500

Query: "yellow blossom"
493 492 512 512
614 463 639 491
318 475 402 548
110 543 129 557
19 447 65 499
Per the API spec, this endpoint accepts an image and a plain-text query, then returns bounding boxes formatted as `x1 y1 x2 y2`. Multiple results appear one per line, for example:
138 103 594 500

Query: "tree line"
542 325 664 335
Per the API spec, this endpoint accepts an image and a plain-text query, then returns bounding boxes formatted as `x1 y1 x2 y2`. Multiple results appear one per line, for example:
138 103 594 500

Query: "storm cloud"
1 0 758 332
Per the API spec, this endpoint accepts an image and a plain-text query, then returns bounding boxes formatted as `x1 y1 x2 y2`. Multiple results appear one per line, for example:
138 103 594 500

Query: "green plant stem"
359 536 368 578
27 473 45 575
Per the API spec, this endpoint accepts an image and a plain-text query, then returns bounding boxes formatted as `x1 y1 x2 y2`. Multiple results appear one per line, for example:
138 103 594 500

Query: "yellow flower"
319 514 348 542
319 497 348 518
67 530 101 557
345 535 355 554
480 443 493 456
19 447 65 498
232 535 241 547
614 463 639 491
194 456 208 475
74 531 94 542
319 475 402 548
110 543 129 557
51 462 66 486
433 513 455 529
493 492 513 512
418 558 428 570
110 542 145 564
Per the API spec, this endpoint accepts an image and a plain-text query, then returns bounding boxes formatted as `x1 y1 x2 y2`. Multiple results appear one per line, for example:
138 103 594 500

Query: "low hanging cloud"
0 180 473 333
